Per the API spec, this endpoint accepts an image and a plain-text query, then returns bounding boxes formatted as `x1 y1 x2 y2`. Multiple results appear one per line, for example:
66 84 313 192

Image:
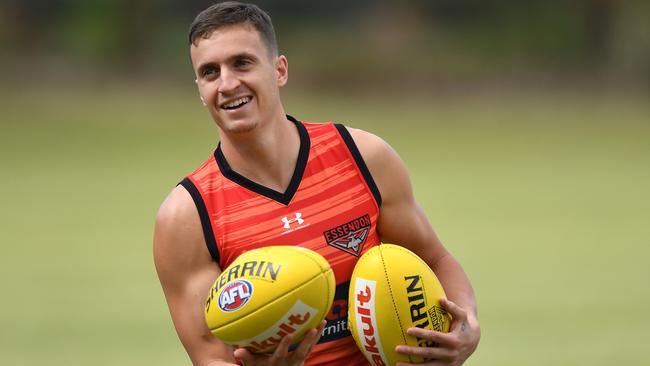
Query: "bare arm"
154 186 324 366
348 128 480 365
153 186 237 366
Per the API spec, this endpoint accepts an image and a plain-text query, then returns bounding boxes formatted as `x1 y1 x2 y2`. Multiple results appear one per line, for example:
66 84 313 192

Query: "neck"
219 113 301 193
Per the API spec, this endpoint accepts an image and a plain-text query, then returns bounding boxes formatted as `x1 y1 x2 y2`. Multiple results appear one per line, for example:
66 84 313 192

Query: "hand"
233 321 326 366
395 299 480 366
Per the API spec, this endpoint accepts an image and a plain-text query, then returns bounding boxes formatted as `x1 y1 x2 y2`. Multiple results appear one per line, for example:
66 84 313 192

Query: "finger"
395 344 457 361
440 298 467 321
440 299 470 334
233 347 262 363
268 333 295 363
405 327 457 348
292 321 326 360
233 347 249 359
396 361 448 366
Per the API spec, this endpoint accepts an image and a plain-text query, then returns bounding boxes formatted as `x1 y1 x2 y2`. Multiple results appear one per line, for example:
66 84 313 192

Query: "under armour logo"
282 213 304 229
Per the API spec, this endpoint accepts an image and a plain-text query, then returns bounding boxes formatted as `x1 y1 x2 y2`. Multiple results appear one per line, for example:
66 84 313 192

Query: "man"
154 2 480 365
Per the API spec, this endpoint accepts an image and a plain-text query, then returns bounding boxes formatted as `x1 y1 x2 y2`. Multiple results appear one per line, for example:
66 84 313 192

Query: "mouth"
220 96 253 111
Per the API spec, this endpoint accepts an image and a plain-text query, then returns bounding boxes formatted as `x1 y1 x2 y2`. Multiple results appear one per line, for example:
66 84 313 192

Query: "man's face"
190 24 287 134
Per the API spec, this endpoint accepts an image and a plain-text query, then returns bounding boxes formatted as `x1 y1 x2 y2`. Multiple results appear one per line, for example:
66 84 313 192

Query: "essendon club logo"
323 214 371 256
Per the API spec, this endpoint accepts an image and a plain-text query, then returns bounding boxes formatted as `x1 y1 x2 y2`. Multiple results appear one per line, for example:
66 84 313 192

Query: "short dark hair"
188 1 278 56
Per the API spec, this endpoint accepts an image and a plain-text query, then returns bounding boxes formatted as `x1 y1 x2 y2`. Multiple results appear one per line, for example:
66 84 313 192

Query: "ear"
275 55 288 87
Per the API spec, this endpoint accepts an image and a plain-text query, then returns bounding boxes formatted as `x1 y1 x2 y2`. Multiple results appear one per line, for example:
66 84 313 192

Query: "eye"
234 57 252 69
201 66 219 79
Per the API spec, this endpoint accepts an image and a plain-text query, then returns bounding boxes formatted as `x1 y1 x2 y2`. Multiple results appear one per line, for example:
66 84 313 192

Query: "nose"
217 68 241 94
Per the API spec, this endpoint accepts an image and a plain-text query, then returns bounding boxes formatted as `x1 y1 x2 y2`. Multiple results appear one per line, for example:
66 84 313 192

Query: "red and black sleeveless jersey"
180 115 381 365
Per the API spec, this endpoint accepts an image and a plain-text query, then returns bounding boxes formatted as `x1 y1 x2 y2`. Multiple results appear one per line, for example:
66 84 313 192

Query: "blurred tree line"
1 0 648 90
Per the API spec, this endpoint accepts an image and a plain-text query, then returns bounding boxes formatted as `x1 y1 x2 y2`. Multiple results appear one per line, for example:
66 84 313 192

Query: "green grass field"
1 86 648 365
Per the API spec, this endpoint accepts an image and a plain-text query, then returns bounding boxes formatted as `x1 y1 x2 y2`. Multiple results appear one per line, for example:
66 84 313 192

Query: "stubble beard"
230 121 258 134
219 117 259 135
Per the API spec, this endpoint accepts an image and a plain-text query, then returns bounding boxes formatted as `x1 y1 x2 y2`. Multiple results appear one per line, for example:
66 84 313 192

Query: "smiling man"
153 2 480 366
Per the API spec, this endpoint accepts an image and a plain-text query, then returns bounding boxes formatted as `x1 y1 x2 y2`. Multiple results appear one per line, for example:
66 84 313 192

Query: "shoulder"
343 126 412 202
154 185 213 273
155 185 198 234
344 127 393 160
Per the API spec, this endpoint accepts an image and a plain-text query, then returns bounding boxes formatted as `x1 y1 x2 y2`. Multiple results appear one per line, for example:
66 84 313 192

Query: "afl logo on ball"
218 279 253 312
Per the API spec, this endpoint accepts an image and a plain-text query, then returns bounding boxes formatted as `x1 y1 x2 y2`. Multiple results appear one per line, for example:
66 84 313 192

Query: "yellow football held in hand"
349 244 452 365
205 246 335 353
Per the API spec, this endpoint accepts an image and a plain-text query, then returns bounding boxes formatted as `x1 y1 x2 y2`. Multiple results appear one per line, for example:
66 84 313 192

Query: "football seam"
294 247 334 316
397 245 450 328
379 245 410 361
296 246 333 274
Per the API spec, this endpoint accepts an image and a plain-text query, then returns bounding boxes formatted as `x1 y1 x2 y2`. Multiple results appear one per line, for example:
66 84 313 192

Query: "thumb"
233 347 253 361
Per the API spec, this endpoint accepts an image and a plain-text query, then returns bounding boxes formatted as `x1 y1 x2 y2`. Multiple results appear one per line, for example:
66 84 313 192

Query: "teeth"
223 97 251 109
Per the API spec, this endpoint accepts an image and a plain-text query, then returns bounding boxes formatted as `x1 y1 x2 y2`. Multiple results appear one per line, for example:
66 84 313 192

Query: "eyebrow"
196 52 258 75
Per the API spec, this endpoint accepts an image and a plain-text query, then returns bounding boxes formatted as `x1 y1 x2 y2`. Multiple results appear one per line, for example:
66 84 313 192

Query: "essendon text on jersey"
323 214 371 256
205 260 281 312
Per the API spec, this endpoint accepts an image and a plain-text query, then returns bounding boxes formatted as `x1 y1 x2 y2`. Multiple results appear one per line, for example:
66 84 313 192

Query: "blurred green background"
1 1 649 365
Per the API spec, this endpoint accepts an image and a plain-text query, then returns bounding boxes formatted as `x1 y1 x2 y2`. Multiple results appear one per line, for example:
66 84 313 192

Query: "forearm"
179 329 238 366
204 361 238 366
205 362 236 366
432 254 478 318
